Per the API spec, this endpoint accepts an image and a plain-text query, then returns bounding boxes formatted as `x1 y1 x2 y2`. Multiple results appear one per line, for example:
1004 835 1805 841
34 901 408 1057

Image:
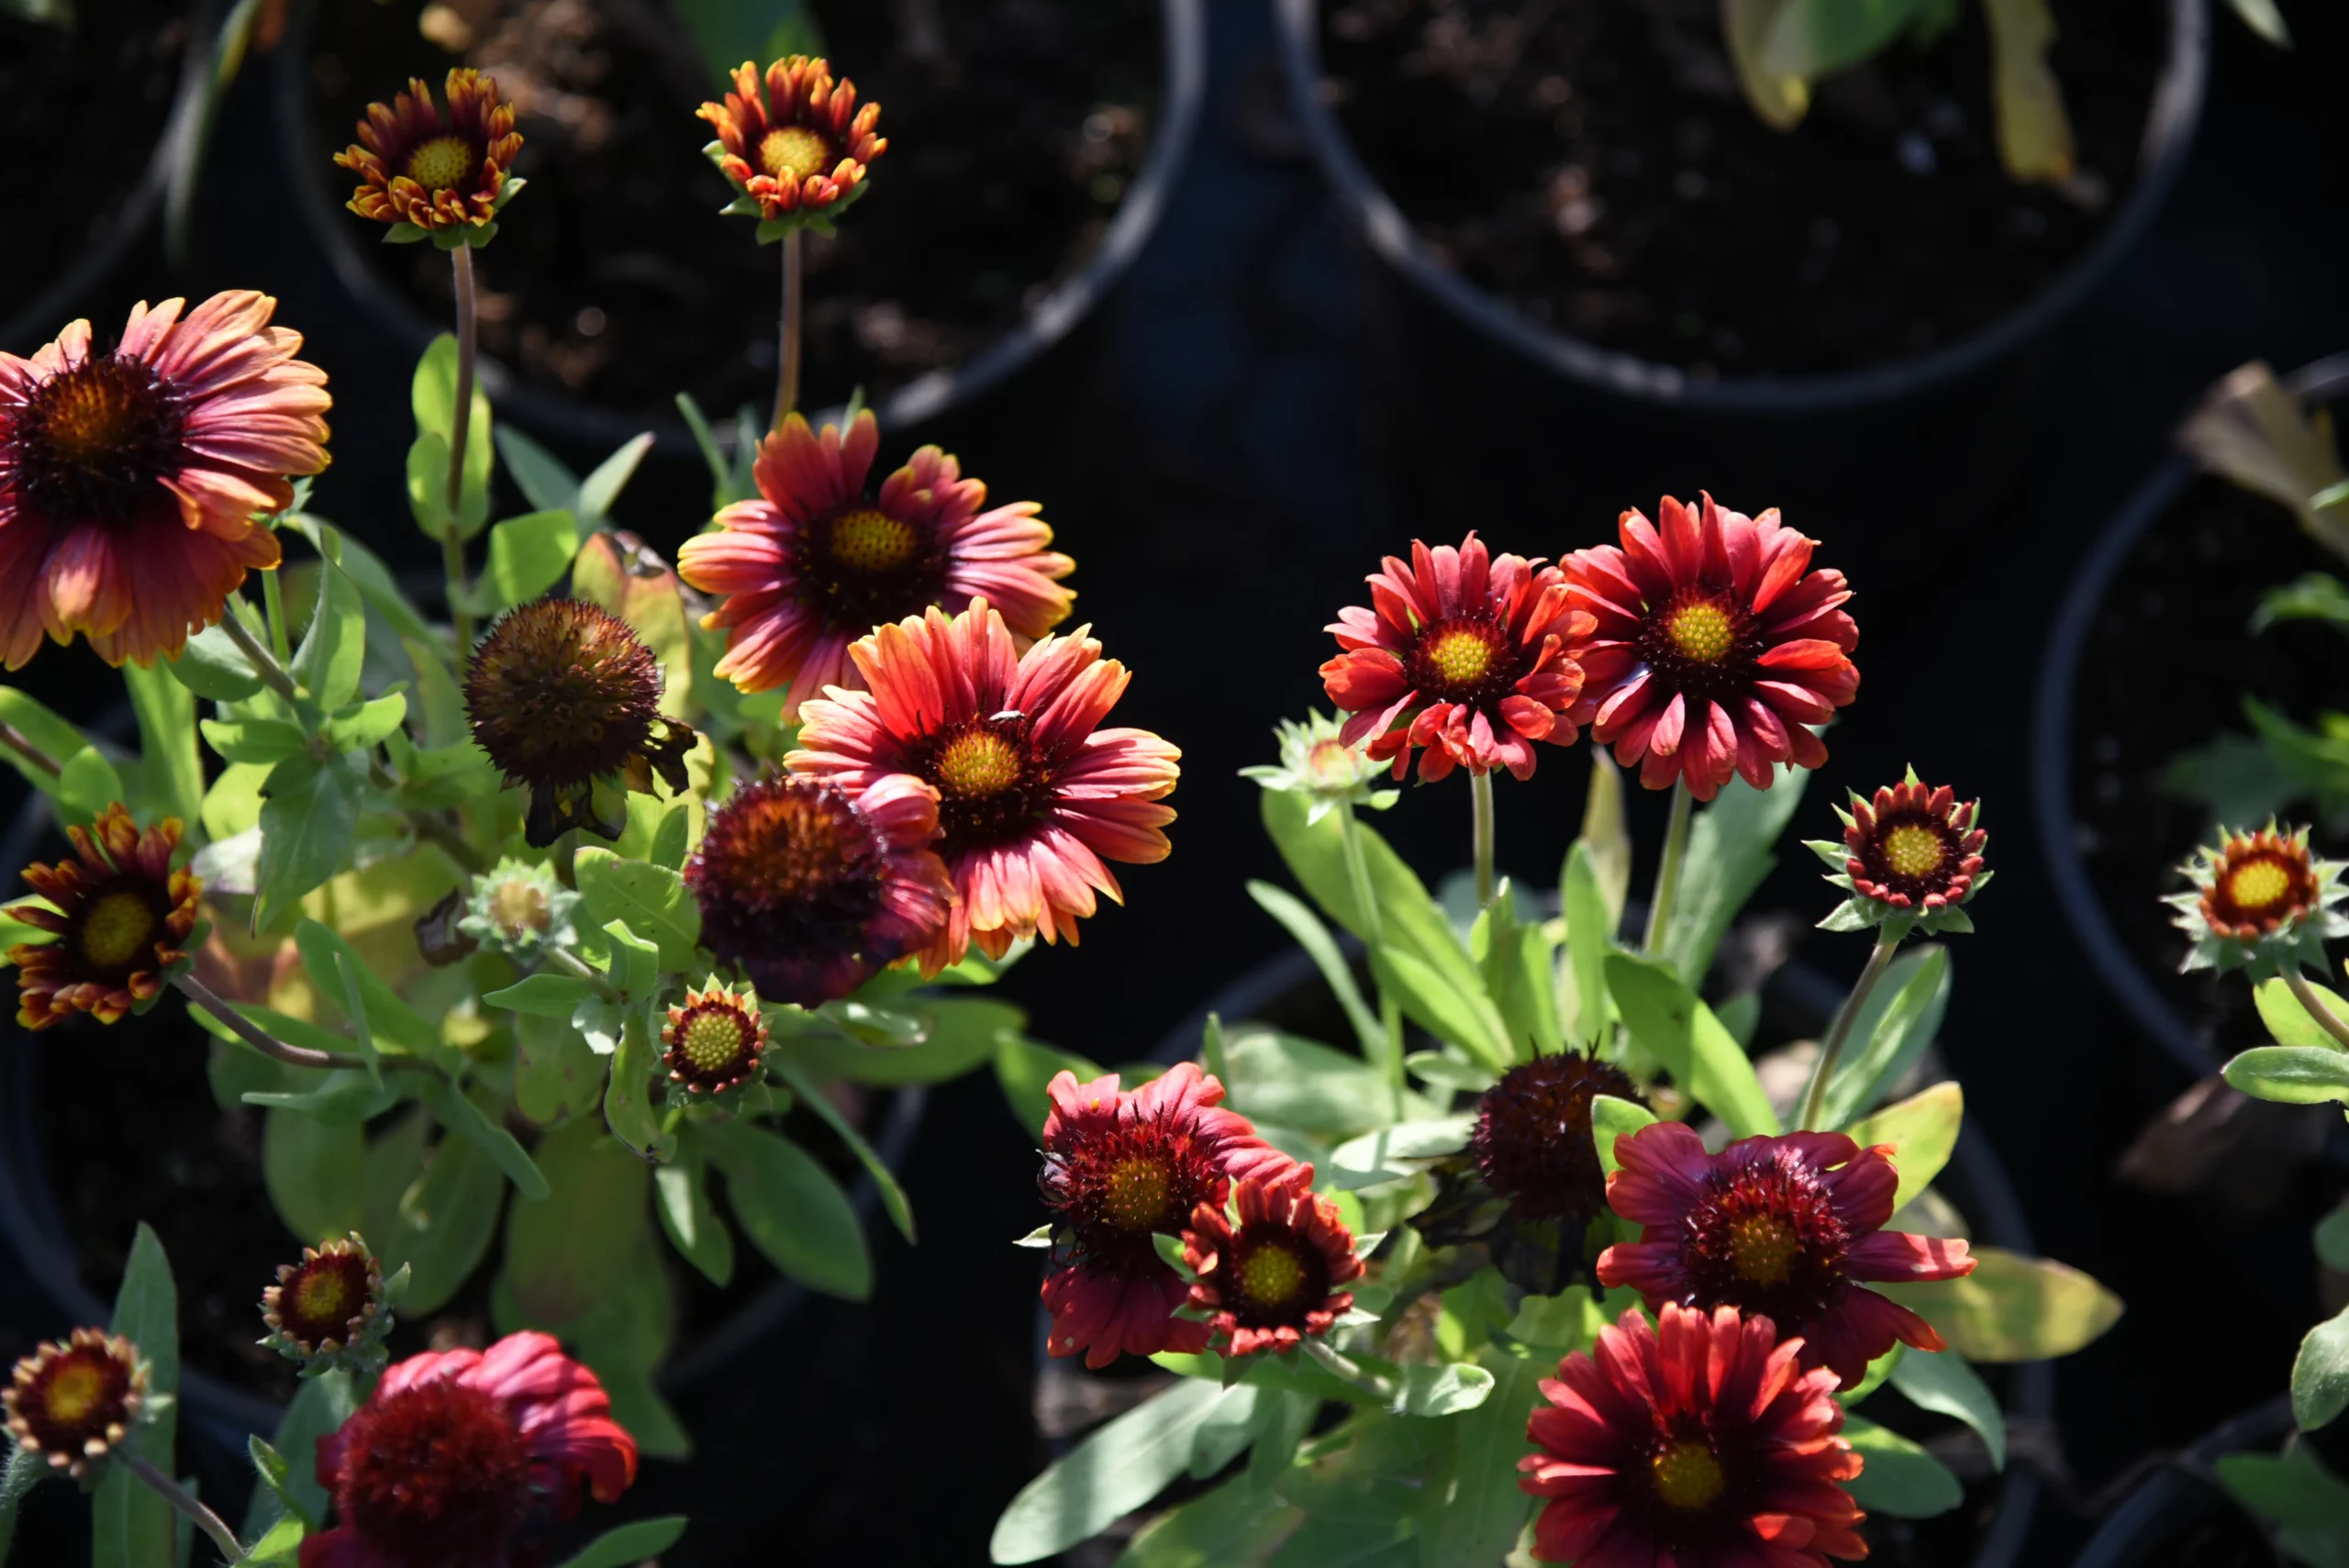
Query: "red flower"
677 409 1073 719
1038 1063 1290 1368
1182 1163 1364 1359
335 69 522 233
1520 1302 1867 1566
698 55 885 225
1843 776 1987 913
1564 495 1858 801
1320 532 1593 782
0 291 329 668
1598 1122 1974 1389
6 804 199 1029
788 600 1179 971
304 1331 637 1568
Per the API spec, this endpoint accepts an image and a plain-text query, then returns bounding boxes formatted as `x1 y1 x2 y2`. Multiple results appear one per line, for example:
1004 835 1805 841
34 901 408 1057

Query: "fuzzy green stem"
1471 769 1497 910
774 228 803 435
2288 967 2349 1052
261 567 292 665
444 243 479 653
1642 780 1694 955
215 604 301 706
1797 934 1899 1131
124 1453 244 1566
0 721 62 778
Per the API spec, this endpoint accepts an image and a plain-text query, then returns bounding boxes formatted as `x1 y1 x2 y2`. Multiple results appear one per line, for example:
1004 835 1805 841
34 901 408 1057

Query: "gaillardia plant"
700 55 887 238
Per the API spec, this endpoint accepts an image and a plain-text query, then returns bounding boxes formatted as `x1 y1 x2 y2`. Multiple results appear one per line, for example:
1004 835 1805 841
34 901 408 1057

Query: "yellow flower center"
1666 601 1735 663
758 126 834 183
1427 628 1494 686
1650 1440 1725 1511
935 730 1021 799
42 1361 106 1427
79 891 157 970
1881 824 1947 881
405 135 478 193
2227 858 2294 913
1727 1213 1798 1285
491 879 550 940
829 507 918 573
1305 739 1358 791
682 1009 751 1073
294 1267 354 1326
1103 1156 1171 1229
1240 1241 1308 1307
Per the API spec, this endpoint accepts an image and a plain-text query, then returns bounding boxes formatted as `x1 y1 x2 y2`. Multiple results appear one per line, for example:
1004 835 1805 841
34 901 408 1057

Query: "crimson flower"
6 803 199 1029
1598 1122 1974 1388
1816 771 1991 937
335 69 522 235
1037 1063 1291 1368
0 291 329 668
1520 1302 1867 1566
676 409 1073 719
788 599 1179 971
304 1331 637 1568
698 55 885 228
1564 495 1858 800
1320 532 1592 782
1182 1163 1364 1359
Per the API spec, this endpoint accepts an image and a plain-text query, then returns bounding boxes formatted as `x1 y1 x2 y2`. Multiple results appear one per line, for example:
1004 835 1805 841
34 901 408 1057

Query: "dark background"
6 0 2349 1562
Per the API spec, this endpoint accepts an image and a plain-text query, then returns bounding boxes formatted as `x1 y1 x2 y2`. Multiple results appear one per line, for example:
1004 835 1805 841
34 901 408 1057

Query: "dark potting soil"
0 2 189 330
2067 474 2349 1062
1315 0 2164 379
302 0 1157 423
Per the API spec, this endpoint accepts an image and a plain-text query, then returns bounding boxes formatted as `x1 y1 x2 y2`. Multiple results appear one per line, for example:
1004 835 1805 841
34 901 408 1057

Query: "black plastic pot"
1269 0 2209 593
0 784 927 1462
2031 351 2349 1081
2070 1396 2292 1567
271 0 1206 462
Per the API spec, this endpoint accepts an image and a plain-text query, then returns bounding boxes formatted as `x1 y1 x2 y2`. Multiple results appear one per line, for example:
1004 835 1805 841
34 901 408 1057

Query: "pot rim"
2067 1394 2293 1568
2030 350 2349 1080
271 0 1208 454
1269 0 2209 416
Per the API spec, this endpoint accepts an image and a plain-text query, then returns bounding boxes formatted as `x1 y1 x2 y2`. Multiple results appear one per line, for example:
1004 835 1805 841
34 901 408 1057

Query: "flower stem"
1471 769 1497 910
175 973 368 1073
444 242 480 654
0 721 62 778
544 945 621 1001
774 228 804 435
1337 800 1406 1099
1641 779 1694 955
2288 967 2349 1052
261 567 293 666
1796 934 1899 1132
215 604 302 706
124 1452 245 1566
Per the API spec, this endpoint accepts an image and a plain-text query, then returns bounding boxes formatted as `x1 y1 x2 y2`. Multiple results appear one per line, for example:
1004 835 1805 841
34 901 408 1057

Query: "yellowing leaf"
1875 1245 2121 1362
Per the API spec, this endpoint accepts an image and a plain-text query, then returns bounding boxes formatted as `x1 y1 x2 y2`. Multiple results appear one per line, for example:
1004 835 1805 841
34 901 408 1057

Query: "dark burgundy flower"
1475 1052 1648 1222
1182 1163 1364 1359
4 1329 146 1478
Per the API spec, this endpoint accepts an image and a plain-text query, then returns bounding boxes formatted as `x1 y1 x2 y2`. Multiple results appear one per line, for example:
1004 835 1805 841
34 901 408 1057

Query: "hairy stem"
125 1452 246 1565
444 243 480 653
1796 934 1899 1131
0 721 62 779
1641 779 1693 956
774 228 804 434
2288 967 2349 1052
214 605 302 706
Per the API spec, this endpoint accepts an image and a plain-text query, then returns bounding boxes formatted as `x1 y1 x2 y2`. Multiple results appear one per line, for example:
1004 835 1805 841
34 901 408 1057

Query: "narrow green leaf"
484 973 601 1018
548 1518 690 1568
1590 1094 1659 1178
162 622 267 701
1223 1028 1433 1139
1248 881 1383 1059
95 1225 178 1568
1604 953 1777 1137
423 1079 551 1200
1325 1117 1475 1190
263 1106 365 1240
2317 1207 2349 1273
991 1381 1235 1562
243 1372 356 1540
576 433 657 526
785 995 1020 1087
2258 976 2349 1050
653 1130 735 1286
2220 1448 2349 1535
2299 1305 2349 1431
483 508 581 610
1390 1361 1493 1417
1888 1350 2005 1469
291 538 366 710
1840 1415 1963 1518
295 919 440 1059
1 1439 51 1564
377 1130 506 1316
494 426 581 515
1259 788 1481 1002
1843 1082 1963 1212
1561 840 1613 1049
1111 1478 1303 1567
499 1118 651 1328
1420 1349 1541 1566
771 1054 917 1243
2226 1045 2349 1106
702 1119 871 1299
1369 943 1512 1071
0 686 93 802
254 753 365 928
411 335 492 535
122 658 203 826
1822 947 1952 1127
1662 764 1809 985
58 745 128 822
602 995 674 1162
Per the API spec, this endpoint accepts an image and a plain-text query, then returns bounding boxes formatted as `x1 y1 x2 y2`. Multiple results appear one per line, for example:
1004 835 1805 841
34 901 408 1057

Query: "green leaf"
2299 1305 2349 1431
295 919 440 1059
0 1439 49 1564
1821 947 1952 1128
162 622 268 701
0 685 92 801
2226 1045 2349 1106
785 995 1022 1086
1875 1245 2123 1362
602 992 674 1162
246 1437 314 1533
2221 1448 2349 1540
423 1079 551 1200
1326 1117 1475 1189
576 434 656 528
1391 1361 1494 1417
573 849 702 972
1561 840 1614 1049
1368 942 1512 1072
263 1106 365 1241
95 1224 178 1568
1248 881 1383 1059
2317 1207 2349 1273
996 1034 1104 1137
123 658 203 826
243 1372 357 1540
254 752 366 928
1840 1415 1963 1518
1661 763 1809 985
1223 1028 1431 1139
1838 1344 1905 1407
292 537 367 710
484 973 602 1018
378 1130 507 1316
411 334 493 535
494 426 581 514
2258 976 2349 1050
1421 1348 1542 1566
548 1518 690 1568
236 1514 308 1567
1888 1350 2004 1469
482 508 581 611
1402 1052 1493 1095
991 1380 1240 1563
703 1119 871 1299
1843 1082 1963 1212
1259 787 1482 1005
670 0 822 85
1604 953 1777 1137
203 717 308 764
512 1012 605 1128
324 693 408 753
654 1130 735 1286
1590 1093 1659 1178
1112 1478 1303 1567
1476 890 1564 1060
771 1055 916 1243
499 1117 651 1328
58 745 128 822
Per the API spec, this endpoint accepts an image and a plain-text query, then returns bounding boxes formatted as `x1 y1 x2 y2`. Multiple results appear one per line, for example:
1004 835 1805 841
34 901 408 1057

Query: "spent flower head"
1809 769 1989 939
336 69 525 246
456 857 582 961
2168 821 2349 979
5 1329 148 1479
700 56 886 239
261 1233 396 1378
6 804 200 1029
1240 711 1398 824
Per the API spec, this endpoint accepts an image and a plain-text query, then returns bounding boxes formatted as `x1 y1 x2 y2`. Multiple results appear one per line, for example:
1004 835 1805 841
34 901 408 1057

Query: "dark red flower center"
914 717 1056 855
465 600 664 790
274 1252 373 1350
1676 1153 1849 1334
1044 1112 1226 1278
9 354 186 525
1407 615 1524 707
1635 585 1762 706
2206 844 2318 932
666 999 763 1092
688 776 901 995
1217 1221 1331 1329
1472 1053 1644 1221
73 882 165 977
337 1381 532 1568
791 500 948 635
12 1344 135 1455
758 124 838 183
1855 806 1965 904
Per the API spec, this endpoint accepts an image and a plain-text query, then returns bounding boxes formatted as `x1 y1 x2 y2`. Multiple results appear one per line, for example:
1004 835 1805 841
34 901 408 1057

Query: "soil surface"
1316 0 2165 379
2067 474 2349 1061
0 2 189 334
302 0 1158 421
